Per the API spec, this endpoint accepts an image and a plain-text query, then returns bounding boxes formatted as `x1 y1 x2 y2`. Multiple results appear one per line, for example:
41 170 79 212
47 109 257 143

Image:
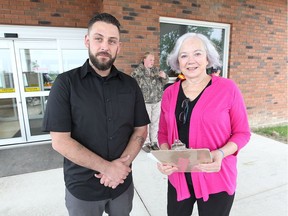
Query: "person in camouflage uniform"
131 52 169 152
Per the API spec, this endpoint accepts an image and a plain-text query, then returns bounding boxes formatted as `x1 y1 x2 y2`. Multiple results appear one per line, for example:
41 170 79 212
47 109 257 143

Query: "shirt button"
109 137 113 140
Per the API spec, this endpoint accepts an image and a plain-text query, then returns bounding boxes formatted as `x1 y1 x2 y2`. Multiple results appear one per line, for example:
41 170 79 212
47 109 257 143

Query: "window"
160 17 230 78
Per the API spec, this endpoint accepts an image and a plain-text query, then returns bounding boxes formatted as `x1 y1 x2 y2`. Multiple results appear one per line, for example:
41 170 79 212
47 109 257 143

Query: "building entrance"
0 26 87 146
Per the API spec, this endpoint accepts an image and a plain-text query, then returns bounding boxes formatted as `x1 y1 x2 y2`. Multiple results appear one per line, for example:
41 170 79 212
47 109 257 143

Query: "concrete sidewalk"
0 133 287 216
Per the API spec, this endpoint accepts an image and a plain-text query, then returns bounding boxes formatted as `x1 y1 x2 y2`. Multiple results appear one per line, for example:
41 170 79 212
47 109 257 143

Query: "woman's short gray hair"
167 33 222 73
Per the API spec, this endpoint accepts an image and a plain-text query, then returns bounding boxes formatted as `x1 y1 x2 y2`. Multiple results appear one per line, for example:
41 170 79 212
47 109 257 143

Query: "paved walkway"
0 133 287 216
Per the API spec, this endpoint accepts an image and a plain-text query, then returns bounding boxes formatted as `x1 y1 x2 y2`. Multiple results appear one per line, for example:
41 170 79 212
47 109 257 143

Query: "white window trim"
0 25 87 40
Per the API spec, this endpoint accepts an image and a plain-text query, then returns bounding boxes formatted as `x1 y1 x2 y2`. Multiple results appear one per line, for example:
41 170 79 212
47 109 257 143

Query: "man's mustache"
96 52 111 58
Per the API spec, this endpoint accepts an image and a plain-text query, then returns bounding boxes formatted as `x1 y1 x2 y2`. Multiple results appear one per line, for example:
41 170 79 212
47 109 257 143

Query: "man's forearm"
97 125 147 188
50 131 110 174
120 125 147 166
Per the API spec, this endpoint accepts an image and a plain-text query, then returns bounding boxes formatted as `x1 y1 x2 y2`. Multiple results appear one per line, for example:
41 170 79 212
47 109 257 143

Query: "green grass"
253 125 288 144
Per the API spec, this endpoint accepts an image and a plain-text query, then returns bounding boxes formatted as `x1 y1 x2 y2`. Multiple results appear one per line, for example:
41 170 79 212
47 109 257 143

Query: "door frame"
13 40 58 143
0 25 87 147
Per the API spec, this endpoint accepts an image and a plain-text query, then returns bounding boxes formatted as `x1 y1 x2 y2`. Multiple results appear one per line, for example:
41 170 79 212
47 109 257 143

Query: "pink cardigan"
158 75 251 201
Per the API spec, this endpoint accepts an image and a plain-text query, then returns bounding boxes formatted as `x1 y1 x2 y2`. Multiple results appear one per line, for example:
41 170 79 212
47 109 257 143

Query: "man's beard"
89 50 117 71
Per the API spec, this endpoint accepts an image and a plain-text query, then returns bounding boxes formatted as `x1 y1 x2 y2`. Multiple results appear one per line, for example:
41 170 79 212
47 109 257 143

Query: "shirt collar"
80 59 122 80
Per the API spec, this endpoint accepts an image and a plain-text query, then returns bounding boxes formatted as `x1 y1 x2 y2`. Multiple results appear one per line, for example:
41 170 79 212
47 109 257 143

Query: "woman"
157 33 251 216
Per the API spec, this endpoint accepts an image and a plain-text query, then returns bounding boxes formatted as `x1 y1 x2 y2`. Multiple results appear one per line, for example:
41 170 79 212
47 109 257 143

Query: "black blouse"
175 80 211 184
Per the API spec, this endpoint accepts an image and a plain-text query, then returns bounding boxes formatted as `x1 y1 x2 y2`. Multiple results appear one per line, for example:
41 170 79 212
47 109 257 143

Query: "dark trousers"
65 182 134 216
167 180 235 216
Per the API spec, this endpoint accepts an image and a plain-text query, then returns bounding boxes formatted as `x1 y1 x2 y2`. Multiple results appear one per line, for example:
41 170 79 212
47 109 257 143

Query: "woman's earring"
177 73 186 80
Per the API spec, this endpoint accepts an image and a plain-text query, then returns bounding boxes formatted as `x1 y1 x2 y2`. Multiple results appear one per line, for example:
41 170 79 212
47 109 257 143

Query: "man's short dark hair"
88 13 121 32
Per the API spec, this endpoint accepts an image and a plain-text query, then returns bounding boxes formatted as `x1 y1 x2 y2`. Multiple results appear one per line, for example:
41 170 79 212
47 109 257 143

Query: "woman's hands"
157 149 224 174
157 162 178 175
195 142 238 172
156 143 229 174
194 149 224 172
157 143 178 175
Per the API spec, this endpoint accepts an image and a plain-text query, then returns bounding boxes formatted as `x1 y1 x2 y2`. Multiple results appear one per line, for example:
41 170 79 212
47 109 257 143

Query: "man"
42 13 149 216
131 52 169 153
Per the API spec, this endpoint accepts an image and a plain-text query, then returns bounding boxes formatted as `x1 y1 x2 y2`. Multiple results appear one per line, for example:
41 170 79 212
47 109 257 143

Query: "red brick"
0 0 286 127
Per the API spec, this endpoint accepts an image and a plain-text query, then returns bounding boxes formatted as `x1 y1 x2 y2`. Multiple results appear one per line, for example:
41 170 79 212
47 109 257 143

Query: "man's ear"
84 34 89 48
117 41 122 54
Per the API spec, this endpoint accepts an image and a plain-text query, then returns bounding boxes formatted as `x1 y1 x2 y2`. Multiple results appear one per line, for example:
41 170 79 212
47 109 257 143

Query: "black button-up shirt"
43 60 149 201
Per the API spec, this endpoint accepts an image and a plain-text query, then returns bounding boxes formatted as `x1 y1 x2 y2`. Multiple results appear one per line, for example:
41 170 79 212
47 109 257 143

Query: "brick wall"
0 0 287 127
102 0 287 127
0 0 102 27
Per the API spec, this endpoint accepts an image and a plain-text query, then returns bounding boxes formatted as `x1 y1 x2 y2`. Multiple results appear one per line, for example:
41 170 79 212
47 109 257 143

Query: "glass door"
13 40 59 143
0 37 87 146
0 40 25 145
0 40 60 145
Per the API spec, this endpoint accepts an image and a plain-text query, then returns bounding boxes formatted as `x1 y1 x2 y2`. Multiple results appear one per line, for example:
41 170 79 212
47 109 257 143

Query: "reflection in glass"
26 96 49 136
20 49 59 92
62 50 88 71
0 49 15 93
0 98 21 138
